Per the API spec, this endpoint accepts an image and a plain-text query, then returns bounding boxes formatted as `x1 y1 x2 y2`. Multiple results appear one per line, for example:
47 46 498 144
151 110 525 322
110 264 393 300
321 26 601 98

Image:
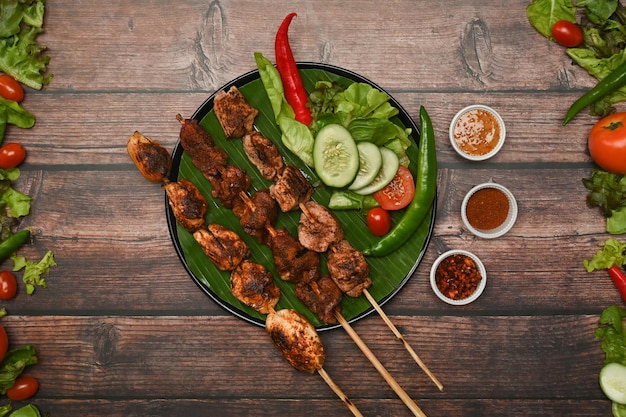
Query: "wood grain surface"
1 0 619 416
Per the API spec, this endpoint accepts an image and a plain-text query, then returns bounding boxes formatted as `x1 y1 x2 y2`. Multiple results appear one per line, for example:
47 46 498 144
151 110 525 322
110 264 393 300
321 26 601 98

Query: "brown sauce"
465 187 509 230
453 108 501 156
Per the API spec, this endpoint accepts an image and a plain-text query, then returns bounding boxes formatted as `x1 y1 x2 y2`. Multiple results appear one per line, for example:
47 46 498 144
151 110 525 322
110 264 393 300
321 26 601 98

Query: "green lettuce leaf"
526 0 576 38
584 238 626 271
595 305 626 365
12 250 56 295
0 345 37 394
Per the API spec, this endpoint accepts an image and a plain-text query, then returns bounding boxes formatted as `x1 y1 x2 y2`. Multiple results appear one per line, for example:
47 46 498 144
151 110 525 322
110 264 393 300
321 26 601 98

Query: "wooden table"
2 0 618 415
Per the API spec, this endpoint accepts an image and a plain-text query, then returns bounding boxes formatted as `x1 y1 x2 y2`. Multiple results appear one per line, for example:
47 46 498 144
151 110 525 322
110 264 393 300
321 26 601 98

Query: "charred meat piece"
193 224 250 271
213 86 258 139
207 165 251 213
295 275 343 325
239 189 279 243
267 227 320 284
298 201 345 253
177 114 228 177
127 131 171 183
242 131 285 181
266 308 326 374
327 239 372 298
269 165 314 212
230 260 280 314
164 178 208 232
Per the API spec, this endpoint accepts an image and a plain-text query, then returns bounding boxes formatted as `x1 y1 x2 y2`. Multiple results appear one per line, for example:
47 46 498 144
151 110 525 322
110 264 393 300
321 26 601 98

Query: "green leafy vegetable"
7 405 40 417
526 0 576 38
328 190 380 211
0 0 52 90
12 250 55 295
582 169 626 234
584 238 626 271
0 345 36 394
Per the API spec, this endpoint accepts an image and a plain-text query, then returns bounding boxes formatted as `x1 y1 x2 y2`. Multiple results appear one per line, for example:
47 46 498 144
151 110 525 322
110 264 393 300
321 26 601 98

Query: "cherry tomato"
0 325 7 364
372 165 415 211
7 375 39 401
0 143 26 169
366 207 392 237
551 20 583 48
588 112 626 174
0 74 24 102
0 271 17 300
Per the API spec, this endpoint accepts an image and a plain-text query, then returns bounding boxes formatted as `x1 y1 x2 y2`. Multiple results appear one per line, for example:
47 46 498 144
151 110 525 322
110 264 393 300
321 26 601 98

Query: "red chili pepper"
608 264 626 302
274 12 313 126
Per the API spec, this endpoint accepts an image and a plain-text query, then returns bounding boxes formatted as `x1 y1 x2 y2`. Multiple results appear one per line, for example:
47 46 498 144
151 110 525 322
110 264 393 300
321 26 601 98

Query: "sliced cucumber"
352 147 399 195
600 362 626 404
313 124 360 188
348 142 383 190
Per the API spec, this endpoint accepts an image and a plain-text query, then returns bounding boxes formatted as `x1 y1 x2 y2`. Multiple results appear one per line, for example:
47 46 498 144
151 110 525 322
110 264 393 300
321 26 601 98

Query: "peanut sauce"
465 187 509 231
453 108 501 156
435 253 482 300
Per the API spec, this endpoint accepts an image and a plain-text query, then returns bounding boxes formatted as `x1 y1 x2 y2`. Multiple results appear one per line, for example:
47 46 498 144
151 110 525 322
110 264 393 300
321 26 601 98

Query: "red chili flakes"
435 253 482 300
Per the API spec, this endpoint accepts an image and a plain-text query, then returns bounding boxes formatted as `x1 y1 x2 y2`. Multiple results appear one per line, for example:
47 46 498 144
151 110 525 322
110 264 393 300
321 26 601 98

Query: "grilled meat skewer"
270 165 314 212
177 114 228 177
127 131 172 183
238 189 279 243
242 131 285 182
298 201 344 253
213 86 258 139
295 275 343 325
327 240 372 298
266 226 320 285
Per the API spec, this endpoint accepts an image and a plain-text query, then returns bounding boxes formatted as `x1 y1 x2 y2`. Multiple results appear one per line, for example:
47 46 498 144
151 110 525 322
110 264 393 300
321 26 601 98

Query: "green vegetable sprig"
582 169 626 234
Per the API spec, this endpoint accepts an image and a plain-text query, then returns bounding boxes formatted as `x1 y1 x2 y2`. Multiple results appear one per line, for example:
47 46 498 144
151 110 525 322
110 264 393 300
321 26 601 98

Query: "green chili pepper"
0 230 29 264
563 60 626 125
363 106 437 257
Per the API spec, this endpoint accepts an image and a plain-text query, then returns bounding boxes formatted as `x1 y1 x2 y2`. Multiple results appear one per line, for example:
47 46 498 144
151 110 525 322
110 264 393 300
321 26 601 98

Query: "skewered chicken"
213 86 258 139
266 308 326 374
327 239 372 298
207 165 251 214
238 189 278 243
177 114 228 177
266 226 320 284
269 165 314 212
127 131 172 183
295 275 343 325
230 260 281 314
193 224 250 271
242 131 285 181
298 201 345 253
164 178 208 233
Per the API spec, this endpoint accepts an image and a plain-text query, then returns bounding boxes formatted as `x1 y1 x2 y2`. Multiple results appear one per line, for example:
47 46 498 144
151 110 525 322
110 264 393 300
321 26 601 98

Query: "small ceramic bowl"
449 104 506 161
430 249 487 306
461 182 518 239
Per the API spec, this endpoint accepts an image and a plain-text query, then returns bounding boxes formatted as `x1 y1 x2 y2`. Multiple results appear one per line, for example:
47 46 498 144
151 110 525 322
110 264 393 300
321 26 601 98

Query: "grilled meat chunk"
213 86 258 139
193 224 250 271
127 131 171 183
242 131 285 181
266 308 326 374
164 178 208 232
295 275 343 325
208 165 251 214
270 165 314 212
267 227 320 284
327 239 372 298
177 114 228 177
298 201 344 253
230 260 280 314
239 189 278 243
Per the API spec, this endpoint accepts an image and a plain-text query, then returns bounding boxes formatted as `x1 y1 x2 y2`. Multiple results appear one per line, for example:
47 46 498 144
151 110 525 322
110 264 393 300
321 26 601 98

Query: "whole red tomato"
0 74 24 102
0 270 17 300
588 112 626 174
7 375 39 401
0 325 7 364
552 20 583 47
0 143 26 169
366 207 391 237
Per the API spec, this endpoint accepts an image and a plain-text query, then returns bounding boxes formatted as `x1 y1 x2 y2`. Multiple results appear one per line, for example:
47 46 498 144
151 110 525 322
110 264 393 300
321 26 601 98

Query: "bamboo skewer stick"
335 312 427 417
362 289 443 391
316 367 364 417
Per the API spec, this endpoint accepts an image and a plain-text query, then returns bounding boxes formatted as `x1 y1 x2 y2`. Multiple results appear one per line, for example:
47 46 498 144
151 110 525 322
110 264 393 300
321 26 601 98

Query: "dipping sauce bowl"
461 182 518 239
449 105 506 161
430 250 487 305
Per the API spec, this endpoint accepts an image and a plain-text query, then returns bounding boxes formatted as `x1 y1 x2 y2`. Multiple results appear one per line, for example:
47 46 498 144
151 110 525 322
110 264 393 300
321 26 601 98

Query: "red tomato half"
551 20 583 48
7 375 39 401
373 165 415 211
0 270 17 300
588 112 626 174
366 207 391 237
0 74 24 102
0 143 26 169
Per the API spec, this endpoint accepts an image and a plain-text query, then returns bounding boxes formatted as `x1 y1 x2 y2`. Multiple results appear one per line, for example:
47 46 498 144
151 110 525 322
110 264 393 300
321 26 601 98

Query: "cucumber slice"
348 142 383 190
600 362 626 404
313 124 360 188
352 147 399 196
